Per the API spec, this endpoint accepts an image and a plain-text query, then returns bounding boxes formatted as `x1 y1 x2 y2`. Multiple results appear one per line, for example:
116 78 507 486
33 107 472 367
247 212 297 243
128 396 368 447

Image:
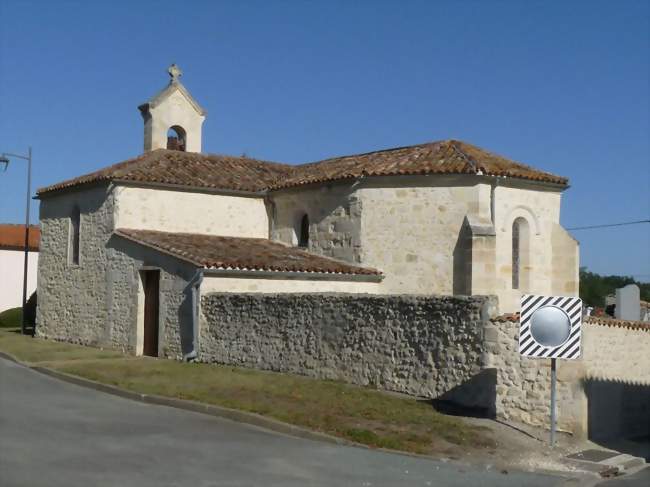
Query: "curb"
0 350 21 364
0 349 596 483
31 365 352 447
0 349 351 448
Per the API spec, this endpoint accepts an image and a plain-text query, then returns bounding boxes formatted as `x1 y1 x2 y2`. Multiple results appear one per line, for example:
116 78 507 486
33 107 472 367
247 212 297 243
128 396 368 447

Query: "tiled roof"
114 228 381 276
37 139 568 196
493 313 650 332
276 140 568 189
0 224 40 251
37 150 294 195
584 315 650 332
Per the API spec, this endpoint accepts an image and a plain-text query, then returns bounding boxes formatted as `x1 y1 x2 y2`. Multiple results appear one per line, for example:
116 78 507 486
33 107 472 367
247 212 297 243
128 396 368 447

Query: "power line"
567 219 650 231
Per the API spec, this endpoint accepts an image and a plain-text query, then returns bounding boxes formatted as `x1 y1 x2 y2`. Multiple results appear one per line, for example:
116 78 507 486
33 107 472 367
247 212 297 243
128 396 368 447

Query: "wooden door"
143 270 160 357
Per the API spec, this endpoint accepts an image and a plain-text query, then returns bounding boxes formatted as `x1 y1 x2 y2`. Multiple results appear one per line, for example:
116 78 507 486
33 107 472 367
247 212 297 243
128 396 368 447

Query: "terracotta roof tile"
493 312 650 332
0 224 40 251
37 140 568 196
114 228 381 276
37 150 295 195
277 140 568 189
584 315 650 332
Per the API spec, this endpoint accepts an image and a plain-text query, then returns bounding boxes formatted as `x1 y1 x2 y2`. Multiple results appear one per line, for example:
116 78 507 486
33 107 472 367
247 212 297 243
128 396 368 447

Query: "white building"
0 224 39 312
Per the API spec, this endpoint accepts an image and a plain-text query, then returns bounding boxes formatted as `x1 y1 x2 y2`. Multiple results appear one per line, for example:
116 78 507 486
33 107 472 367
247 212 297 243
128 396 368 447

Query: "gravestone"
615 284 640 321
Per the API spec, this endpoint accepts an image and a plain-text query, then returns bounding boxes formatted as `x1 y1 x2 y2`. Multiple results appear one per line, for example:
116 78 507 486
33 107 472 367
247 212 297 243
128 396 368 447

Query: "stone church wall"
491 184 572 312
37 185 117 346
269 176 577 314
36 184 196 359
270 183 363 264
104 237 196 358
357 175 489 296
200 293 499 409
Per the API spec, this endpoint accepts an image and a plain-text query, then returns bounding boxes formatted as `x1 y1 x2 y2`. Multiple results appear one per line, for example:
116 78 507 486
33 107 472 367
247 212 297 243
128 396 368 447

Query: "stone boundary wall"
485 316 650 439
199 293 649 439
200 293 498 409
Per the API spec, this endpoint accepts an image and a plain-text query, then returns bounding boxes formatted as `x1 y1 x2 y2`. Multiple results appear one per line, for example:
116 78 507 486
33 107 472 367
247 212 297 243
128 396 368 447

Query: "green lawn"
0 329 495 456
0 307 22 328
0 329 122 362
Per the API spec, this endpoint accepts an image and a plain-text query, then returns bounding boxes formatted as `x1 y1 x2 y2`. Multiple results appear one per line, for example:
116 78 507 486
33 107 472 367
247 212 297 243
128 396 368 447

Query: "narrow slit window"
511 217 530 290
298 214 309 248
70 207 80 265
512 220 520 289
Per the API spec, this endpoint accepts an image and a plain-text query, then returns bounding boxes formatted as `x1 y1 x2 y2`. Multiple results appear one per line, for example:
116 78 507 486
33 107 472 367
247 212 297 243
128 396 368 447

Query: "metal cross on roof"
168 64 182 81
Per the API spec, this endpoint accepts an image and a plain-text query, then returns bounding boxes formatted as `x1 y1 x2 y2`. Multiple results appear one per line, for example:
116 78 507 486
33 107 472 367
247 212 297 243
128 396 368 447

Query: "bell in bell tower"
138 64 207 153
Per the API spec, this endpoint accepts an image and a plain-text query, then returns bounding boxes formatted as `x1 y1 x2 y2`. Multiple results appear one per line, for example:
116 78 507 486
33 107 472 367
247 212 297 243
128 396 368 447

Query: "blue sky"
0 0 648 280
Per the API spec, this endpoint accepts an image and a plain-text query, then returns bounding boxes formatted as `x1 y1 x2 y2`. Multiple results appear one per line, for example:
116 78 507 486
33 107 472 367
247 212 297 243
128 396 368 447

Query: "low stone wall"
199 293 649 439
485 316 650 439
200 293 498 408
483 318 581 432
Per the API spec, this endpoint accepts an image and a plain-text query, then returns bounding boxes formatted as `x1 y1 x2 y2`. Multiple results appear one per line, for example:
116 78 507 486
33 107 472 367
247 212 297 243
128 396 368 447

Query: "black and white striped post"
519 294 582 446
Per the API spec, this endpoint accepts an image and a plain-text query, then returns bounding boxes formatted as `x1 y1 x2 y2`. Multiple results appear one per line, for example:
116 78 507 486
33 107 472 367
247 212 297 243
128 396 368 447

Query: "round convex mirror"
530 306 571 348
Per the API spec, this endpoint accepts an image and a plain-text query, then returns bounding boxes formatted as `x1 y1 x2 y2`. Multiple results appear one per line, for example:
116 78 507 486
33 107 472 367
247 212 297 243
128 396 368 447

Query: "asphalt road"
0 357 568 487
597 467 650 486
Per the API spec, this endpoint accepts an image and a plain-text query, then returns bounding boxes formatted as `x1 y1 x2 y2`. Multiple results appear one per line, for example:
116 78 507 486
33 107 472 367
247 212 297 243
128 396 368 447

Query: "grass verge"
0 329 496 456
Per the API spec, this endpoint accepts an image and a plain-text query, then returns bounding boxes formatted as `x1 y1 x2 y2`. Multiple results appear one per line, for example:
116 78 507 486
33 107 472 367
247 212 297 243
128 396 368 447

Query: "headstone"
615 284 640 321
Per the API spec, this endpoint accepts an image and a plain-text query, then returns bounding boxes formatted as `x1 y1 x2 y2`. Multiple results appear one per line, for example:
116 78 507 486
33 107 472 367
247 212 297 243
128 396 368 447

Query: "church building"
35 66 578 360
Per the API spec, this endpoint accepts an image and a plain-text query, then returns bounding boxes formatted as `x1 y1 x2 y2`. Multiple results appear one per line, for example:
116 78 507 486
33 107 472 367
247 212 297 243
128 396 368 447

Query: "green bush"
0 307 22 328
0 292 36 329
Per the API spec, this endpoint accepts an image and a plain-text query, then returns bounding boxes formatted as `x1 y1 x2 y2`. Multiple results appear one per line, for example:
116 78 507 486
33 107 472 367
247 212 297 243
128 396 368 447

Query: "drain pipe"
184 268 204 362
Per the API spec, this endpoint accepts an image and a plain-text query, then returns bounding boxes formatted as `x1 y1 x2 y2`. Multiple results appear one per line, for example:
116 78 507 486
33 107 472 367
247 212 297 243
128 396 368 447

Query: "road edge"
0 349 355 447
0 349 590 484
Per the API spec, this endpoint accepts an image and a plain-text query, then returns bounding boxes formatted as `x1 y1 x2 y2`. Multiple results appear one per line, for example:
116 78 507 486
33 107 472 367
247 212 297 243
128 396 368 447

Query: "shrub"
0 292 37 328
0 307 22 328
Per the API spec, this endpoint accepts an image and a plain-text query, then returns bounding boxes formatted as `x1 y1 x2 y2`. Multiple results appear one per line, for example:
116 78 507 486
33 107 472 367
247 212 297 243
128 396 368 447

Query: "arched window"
512 217 529 289
298 214 309 248
167 126 187 151
70 206 81 265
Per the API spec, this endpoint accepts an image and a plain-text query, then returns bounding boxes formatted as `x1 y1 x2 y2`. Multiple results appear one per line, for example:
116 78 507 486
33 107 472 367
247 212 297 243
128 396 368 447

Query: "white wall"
144 89 205 153
114 186 269 238
0 250 38 312
201 274 380 294
492 184 567 312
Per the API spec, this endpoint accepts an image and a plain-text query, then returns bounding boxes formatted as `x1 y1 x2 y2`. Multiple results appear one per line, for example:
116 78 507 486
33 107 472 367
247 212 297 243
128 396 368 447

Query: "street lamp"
0 147 33 336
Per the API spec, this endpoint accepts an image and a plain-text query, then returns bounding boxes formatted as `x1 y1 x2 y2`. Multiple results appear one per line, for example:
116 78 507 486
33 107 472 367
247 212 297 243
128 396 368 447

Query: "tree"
579 267 650 307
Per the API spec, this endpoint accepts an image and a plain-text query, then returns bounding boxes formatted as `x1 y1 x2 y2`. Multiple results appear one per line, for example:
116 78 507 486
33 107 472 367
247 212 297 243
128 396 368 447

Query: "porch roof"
114 228 381 277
